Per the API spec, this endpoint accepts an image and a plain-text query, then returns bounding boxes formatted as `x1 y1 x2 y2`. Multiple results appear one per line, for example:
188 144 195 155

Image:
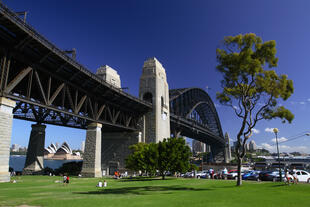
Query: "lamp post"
273 128 282 182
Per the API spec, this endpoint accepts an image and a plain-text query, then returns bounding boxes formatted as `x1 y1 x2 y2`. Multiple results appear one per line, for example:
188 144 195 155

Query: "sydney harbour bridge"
0 3 229 181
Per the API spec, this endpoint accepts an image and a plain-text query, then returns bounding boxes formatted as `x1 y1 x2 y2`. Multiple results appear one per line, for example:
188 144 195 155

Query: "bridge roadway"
0 2 225 147
0 3 151 131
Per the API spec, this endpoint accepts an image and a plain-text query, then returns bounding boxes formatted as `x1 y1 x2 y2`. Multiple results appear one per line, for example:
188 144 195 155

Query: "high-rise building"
11 144 20 152
245 143 250 151
192 140 206 154
81 141 85 153
249 140 257 151
224 132 231 162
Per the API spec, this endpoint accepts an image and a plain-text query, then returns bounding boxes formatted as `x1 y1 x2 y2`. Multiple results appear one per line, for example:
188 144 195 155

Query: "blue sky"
5 0 310 153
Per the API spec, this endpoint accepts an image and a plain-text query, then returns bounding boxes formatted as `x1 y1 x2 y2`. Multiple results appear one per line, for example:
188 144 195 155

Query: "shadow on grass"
270 183 289 187
74 185 212 195
119 177 174 182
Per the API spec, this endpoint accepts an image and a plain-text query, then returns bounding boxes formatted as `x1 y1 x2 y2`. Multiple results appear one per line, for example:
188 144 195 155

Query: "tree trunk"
237 156 242 186
162 174 165 180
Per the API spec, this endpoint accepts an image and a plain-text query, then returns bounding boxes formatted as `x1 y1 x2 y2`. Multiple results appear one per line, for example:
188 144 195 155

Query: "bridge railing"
0 3 152 107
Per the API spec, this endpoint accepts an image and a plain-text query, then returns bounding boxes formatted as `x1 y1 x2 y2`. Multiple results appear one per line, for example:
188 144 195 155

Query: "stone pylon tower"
224 132 231 163
139 57 170 143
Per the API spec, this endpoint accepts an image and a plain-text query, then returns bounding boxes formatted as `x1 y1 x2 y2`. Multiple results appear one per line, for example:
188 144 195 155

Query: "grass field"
0 176 309 207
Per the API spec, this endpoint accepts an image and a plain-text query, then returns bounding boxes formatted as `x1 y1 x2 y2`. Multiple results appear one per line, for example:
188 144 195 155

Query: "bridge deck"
0 3 152 131
0 3 151 114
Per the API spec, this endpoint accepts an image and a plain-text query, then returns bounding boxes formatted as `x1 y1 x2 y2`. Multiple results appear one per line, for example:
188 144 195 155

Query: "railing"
0 3 152 107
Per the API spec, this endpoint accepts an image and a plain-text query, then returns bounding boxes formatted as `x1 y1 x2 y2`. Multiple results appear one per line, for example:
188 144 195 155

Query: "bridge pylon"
23 124 46 174
0 97 15 182
139 57 170 143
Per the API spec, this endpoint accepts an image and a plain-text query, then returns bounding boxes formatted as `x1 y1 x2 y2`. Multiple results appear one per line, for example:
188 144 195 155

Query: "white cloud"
265 128 275 133
251 128 260 134
271 137 288 143
307 98 310 102
260 143 308 153
261 143 273 150
300 102 306 105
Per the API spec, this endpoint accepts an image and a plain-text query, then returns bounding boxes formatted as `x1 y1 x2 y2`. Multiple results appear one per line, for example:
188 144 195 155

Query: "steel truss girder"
0 54 140 131
169 88 224 138
0 3 150 131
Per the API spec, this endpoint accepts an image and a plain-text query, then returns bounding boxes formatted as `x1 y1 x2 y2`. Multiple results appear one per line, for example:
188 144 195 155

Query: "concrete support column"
23 124 46 174
81 122 102 177
101 131 140 175
210 145 225 163
0 97 15 182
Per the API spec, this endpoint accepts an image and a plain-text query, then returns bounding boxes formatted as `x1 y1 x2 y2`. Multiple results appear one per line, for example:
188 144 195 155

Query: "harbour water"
9 155 82 171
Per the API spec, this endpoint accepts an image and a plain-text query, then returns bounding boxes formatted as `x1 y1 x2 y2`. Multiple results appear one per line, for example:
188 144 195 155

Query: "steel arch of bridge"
169 88 225 146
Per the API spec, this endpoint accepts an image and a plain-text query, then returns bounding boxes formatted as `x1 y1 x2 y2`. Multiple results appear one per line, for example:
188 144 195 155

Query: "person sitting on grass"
97 180 103 187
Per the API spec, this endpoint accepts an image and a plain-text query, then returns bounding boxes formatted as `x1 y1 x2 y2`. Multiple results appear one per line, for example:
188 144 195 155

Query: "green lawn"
0 176 309 207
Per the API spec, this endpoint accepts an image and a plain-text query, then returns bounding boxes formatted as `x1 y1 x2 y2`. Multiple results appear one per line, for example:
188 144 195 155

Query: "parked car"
227 169 247 180
294 170 310 182
259 171 288 182
227 169 238 180
242 170 259 180
184 172 194 178
196 171 210 179
246 171 261 181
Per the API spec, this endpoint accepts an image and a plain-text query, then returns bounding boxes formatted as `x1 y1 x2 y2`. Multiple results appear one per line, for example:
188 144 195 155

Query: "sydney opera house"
44 142 82 160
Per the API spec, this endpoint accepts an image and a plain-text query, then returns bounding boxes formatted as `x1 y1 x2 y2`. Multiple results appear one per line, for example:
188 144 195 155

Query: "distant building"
81 141 85 153
225 132 231 162
11 144 20 152
44 142 81 160
192 140 206 154
249 140 257 151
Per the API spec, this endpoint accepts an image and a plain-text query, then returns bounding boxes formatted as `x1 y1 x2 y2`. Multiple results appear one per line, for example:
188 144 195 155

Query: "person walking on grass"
293 169 298 184
285 169 291 185
63 175 67 185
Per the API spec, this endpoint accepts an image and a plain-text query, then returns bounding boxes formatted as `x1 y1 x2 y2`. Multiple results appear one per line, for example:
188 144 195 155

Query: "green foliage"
143 143 159 176
10 151 27 155
158 137 191 179
251 157 266 162
230 159 238 164
216 33 294 185
55 161 82 176
216 33 294 125
126 137 191 179
125 142 149 173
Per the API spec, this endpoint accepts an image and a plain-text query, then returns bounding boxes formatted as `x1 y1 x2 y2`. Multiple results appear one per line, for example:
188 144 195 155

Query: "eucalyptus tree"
216 33 294 186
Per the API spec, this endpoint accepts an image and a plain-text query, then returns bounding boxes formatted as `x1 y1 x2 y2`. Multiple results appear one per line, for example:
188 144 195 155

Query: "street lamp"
273 128 282 182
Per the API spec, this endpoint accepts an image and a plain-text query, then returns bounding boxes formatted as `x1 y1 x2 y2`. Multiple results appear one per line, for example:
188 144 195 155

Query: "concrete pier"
101 131 141 175
0 97 15 182
23 124 46 174
81 123 102 177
